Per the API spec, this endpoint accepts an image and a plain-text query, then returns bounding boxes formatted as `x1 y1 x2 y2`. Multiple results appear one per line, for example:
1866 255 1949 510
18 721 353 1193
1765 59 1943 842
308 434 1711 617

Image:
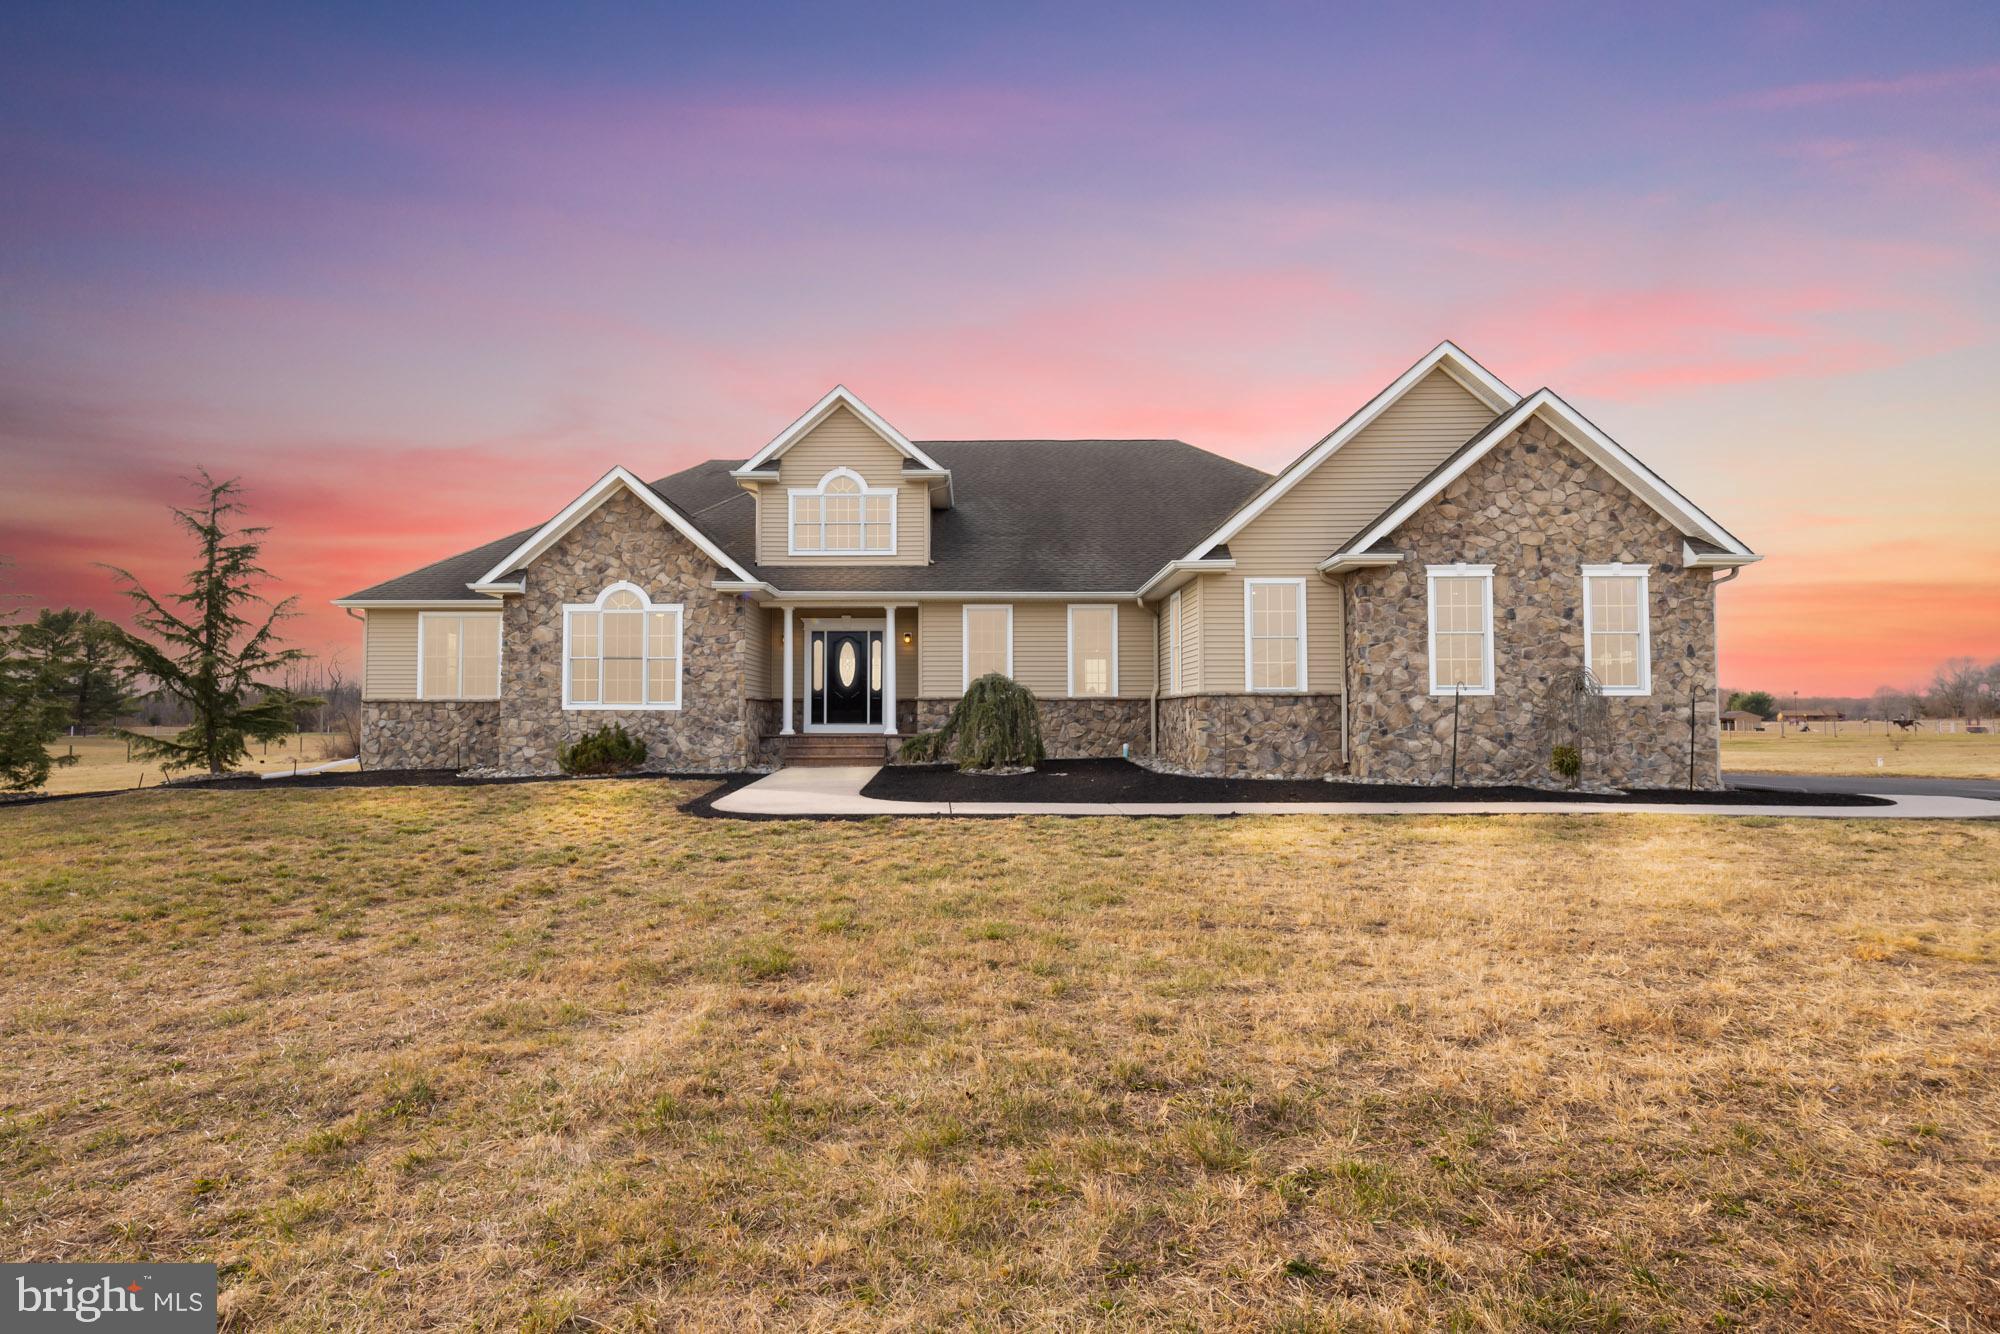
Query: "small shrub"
1550 743 1582 786
897 673 1045 771
559 724 647 775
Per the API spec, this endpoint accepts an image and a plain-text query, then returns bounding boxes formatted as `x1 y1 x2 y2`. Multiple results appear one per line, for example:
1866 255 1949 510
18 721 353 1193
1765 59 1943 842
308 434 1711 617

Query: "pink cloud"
1743 62 2000 109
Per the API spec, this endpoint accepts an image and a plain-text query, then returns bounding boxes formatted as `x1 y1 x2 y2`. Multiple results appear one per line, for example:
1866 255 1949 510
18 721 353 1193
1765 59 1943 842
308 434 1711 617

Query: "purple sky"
4 3 1997 694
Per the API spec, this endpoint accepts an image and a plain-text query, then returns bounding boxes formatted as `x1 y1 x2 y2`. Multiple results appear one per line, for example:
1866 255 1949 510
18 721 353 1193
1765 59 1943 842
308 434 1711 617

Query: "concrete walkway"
712 766 2000 819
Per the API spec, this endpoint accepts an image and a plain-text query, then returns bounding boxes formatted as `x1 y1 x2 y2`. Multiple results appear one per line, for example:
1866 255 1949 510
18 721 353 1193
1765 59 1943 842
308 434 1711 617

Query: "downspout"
1336 574 1350 769
1143 594 1158 758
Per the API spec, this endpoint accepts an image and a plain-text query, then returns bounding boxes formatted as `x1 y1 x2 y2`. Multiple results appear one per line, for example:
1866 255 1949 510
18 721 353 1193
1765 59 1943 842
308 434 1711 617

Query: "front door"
811 628 883 728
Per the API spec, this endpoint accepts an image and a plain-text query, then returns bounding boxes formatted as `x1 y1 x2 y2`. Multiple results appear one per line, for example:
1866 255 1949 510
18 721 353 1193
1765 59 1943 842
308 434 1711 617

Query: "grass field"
2 785 1996 1329
1722 726 2000 779
33 730 353 796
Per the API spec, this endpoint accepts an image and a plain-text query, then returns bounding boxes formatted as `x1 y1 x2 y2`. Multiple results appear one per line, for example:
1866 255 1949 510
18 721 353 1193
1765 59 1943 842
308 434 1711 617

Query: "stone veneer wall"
361 700 501 770
493 488 759 773
1344 415 1720 789
911 697 1150 760
1155 694 1342 777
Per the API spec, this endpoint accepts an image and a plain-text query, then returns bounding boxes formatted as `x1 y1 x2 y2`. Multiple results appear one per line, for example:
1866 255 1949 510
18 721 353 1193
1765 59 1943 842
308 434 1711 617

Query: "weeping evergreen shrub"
898 673 1045 771
559 723 647 775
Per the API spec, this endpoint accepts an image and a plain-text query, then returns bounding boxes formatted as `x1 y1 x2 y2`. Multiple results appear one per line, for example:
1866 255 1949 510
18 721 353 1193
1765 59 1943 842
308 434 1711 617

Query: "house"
1721 709 1764 732
1777 708 1843 723
336 342 1759 787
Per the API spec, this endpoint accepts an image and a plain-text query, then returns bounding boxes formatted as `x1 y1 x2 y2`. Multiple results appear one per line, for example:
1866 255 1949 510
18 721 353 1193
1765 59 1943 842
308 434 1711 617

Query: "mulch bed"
863 759 1893 807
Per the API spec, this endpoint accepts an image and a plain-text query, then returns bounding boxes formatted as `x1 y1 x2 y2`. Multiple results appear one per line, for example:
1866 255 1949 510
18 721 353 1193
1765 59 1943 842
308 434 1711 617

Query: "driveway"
1727 772 2000 802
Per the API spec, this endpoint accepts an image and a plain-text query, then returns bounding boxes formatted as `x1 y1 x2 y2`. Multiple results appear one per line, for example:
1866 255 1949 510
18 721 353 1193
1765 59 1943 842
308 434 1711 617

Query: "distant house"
1720 710 1763 732
1777 709 1844 723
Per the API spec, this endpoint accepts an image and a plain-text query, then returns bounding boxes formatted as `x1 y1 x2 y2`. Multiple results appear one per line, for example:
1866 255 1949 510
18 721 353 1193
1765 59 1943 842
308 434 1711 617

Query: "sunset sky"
4 3 1997 696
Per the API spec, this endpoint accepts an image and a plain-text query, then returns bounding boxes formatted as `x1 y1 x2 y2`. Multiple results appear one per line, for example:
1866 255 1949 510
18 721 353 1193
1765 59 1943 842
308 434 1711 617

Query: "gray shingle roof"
341 440 1269 602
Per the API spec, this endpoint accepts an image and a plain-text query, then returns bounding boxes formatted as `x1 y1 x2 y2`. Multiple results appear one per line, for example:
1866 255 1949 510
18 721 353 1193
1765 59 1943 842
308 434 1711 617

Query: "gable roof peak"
1164 340 1520 567
731 384 948 478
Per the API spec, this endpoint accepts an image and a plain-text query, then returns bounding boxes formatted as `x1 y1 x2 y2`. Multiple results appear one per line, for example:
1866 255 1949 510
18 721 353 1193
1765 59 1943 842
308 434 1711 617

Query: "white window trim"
961 604 1013 691
415 611 503 701
787 466 898 557
1242 577 1308 694
1581 563 1652 696
1425 563 1495 697
1167 589 1182 696
561 581 684 711
1065 603 1119 699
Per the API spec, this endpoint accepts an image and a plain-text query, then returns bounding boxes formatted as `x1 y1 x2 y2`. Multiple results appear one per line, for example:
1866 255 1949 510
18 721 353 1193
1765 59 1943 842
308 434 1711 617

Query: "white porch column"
780 605 795 735
882 604 898 735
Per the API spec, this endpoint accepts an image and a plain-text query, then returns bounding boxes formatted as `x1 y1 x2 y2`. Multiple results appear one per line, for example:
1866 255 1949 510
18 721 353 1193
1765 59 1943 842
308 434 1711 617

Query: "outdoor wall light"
902 632 914 646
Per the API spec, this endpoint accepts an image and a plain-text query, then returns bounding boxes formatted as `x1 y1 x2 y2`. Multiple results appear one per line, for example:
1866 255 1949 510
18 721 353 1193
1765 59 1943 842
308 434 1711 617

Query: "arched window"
563 582 682 709
789 467 896 555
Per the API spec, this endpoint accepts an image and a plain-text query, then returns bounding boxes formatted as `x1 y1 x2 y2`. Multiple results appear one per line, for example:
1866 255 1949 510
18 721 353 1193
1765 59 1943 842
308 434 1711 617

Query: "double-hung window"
1582 564 1651 694
789 468 894 555
1068 604 1117 697
1426 564 1494 695
419 613 501 699
962 605 1012 688
1244 578 1306 692
564 583 682 709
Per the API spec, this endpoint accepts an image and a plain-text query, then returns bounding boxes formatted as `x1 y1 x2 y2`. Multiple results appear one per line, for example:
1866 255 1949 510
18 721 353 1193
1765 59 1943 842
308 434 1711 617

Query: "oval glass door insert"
836 639 858 689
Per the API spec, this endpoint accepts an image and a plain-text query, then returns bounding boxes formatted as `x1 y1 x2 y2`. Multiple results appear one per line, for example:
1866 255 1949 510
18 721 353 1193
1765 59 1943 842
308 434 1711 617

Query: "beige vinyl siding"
1202 368 1496 692
755 406 929 565
917 600 1155 698
362 610 420 700
1177 578 1203 694
1117 602 1153 697
744 607 775 698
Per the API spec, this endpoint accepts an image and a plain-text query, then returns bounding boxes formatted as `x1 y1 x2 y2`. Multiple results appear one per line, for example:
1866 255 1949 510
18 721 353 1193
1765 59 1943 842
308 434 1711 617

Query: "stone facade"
1156 694 1343 777
361 699 501 770
492 488 759 773
1344 416 1720 789
911 696 1151 760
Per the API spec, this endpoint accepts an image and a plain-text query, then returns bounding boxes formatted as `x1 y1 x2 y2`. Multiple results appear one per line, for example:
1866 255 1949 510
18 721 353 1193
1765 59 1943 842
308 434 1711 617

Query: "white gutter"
1135 558 1236 602
1318 551 1403 576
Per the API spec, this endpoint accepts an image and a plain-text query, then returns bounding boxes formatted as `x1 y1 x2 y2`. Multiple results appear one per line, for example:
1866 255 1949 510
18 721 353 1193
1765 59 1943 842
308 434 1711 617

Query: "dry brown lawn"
2 784 1996 1330
1723 727 2000 780
35 730 354 796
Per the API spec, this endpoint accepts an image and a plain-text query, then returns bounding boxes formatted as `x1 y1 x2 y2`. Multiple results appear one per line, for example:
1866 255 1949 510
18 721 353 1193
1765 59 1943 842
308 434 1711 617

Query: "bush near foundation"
559 724 647 776
898 673 1045 771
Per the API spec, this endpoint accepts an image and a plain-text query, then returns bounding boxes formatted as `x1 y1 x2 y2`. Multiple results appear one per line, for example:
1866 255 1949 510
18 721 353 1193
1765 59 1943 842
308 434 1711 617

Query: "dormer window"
789 468 895 555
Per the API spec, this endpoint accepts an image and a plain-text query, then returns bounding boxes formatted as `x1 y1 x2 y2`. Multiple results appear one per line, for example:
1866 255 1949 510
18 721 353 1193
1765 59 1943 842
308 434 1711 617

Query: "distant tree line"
1726 656 2000 724
1 469 341 791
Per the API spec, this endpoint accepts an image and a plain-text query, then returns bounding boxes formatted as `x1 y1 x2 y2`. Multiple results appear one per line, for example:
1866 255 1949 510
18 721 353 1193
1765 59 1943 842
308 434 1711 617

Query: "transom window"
1244 579 1306 692
1582 564 1651 695
962 605 1012 688
1426 564 1494 695
789 467 895 555
418 613 501 700
1068 604 1117 697
563 583 682 710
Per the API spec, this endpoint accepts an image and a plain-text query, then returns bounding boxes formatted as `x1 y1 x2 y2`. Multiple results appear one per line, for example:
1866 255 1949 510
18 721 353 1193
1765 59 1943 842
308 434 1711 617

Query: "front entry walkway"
711 766 2000 819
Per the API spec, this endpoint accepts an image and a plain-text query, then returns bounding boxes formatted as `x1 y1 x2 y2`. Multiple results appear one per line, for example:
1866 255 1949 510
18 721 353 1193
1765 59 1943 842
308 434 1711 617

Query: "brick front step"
774 734 895 767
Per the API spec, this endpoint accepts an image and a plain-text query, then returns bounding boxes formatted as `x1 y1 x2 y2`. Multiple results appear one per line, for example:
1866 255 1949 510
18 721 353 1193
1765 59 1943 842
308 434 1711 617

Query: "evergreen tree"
0 566 74 790
16 608 135 731
107 470 318 775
